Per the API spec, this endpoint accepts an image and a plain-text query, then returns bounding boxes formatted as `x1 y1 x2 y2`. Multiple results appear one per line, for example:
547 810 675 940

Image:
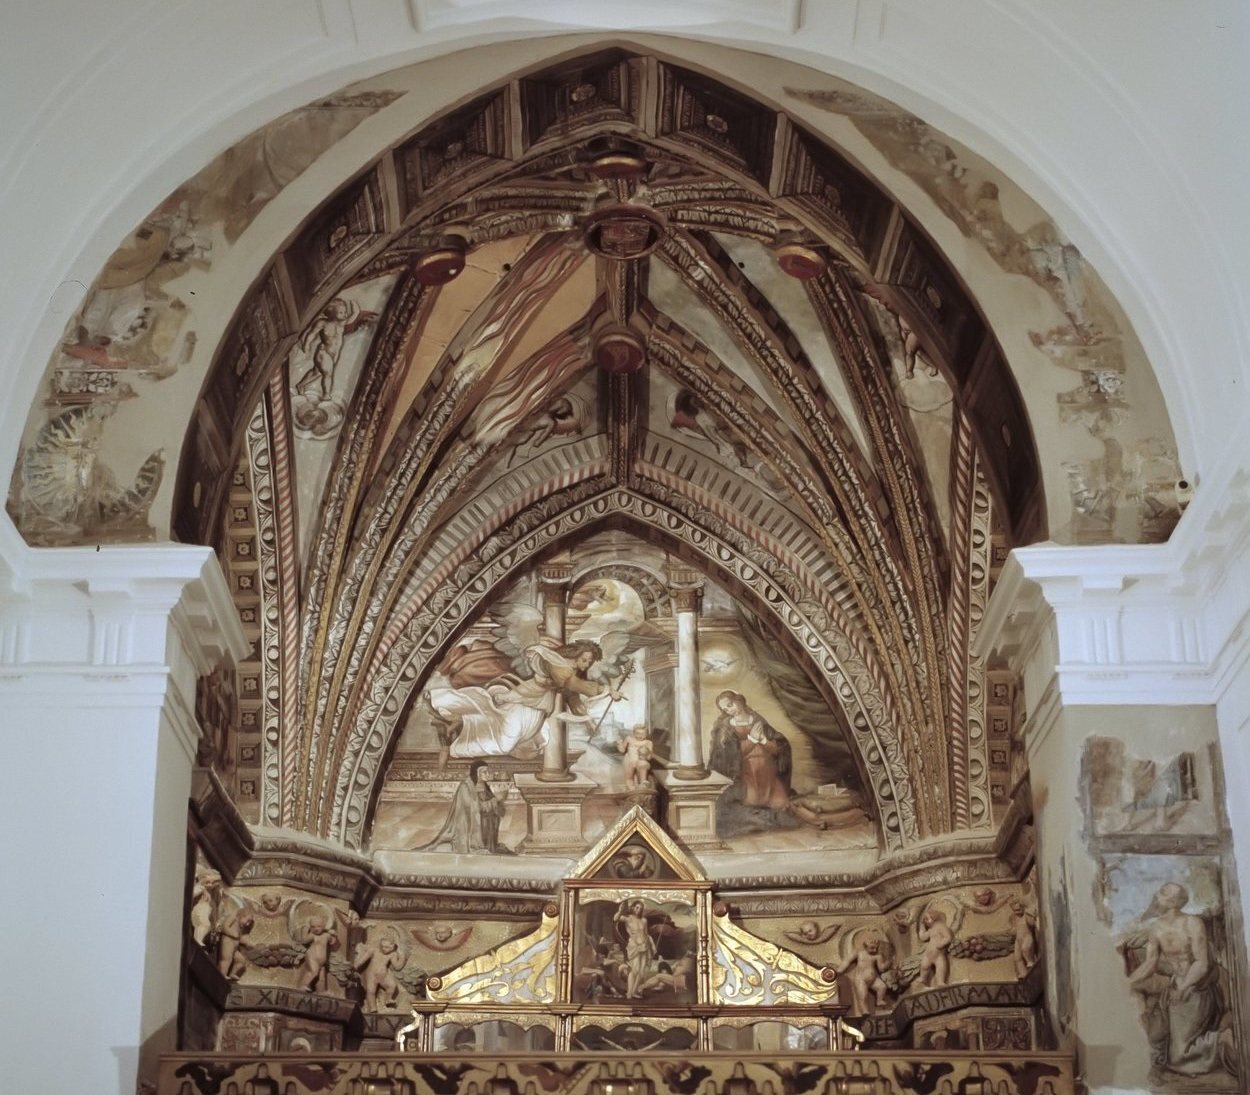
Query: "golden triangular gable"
570 805 706 882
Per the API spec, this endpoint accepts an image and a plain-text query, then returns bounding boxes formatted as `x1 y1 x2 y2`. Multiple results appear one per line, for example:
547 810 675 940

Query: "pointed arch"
328 481 918 851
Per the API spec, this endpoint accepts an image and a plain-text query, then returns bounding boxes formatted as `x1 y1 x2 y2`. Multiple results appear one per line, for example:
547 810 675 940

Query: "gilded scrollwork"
428 912 558 1006
711 915 837 1007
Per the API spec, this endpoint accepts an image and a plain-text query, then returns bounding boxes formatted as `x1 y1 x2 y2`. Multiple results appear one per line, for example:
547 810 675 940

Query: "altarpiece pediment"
418 808 840 1045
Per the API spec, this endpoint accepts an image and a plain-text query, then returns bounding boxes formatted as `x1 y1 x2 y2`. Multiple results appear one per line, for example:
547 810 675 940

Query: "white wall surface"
2 1 1248 497
4 4 1250 1093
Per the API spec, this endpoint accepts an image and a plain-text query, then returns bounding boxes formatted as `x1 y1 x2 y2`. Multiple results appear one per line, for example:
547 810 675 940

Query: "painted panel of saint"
573 897 698 1006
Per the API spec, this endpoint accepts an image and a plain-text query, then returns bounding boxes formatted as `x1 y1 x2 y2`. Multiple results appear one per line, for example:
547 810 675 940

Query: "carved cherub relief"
354 927 409 1012
836 929 894 1015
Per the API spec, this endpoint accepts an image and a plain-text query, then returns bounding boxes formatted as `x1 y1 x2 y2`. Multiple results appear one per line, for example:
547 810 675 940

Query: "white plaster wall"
0 697 192 1091
4 5 1250 1093
0 530 246 1094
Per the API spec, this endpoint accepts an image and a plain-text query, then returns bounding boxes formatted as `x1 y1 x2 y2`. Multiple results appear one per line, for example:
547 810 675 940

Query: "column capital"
974 459 1250 712
538 578 570 607
537 563 573 586
0 512 248 689
670 585 703 614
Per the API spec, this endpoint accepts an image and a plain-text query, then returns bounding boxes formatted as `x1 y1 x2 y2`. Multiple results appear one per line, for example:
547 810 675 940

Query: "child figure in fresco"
618 725 654 787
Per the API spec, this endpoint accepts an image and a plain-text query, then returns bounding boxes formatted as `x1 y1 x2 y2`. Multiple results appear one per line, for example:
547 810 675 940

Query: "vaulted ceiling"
7 43 1190 883
187 49 1038 863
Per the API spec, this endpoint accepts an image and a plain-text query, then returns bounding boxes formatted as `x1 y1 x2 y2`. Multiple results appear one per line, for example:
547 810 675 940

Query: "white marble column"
0 518 247 1095
654 579 727 848
671 584 706 778
537 562 573 783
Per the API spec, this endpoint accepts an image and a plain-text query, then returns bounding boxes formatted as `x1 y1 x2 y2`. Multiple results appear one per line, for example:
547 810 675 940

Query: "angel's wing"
783 923 841 946
385 927 409 968
287 898 310 942
490 602 546 675
922 897 963 934
588 625 668 680
588 630 634 681
215 891 248 930
327 955 355 988
395 964 428 996
409 925 474 952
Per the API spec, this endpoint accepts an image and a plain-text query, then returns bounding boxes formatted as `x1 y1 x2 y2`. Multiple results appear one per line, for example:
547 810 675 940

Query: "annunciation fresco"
372 542 876 863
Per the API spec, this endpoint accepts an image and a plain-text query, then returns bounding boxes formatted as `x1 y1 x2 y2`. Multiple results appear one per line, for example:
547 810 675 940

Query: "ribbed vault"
178 47 1028 875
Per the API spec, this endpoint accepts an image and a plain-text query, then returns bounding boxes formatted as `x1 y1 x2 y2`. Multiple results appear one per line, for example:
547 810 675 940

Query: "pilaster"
0 515 246 1095
975 478 1250 1093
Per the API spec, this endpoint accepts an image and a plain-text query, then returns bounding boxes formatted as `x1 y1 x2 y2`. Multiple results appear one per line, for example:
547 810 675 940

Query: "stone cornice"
975 454 1250 708
0 512 249 675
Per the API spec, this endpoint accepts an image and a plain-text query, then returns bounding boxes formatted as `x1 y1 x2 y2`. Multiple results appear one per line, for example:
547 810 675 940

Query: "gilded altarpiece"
405 809 845 1055
165 809 1078 1094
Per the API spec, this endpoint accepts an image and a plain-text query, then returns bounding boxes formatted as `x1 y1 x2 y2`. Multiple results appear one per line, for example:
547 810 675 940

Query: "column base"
534 769 579 783
513 772 599 854
654 769 731 850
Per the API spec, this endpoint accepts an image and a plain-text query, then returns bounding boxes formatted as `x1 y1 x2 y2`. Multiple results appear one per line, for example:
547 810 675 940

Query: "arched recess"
332 477 925 852
568 562 672 619
5 45 1092 554
6 42 1150 866
284 263 963 849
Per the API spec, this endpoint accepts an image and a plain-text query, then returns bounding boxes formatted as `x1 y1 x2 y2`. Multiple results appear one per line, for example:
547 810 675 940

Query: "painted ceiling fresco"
12 44 1183 886
140 43 1237 1091
174 46 1046 885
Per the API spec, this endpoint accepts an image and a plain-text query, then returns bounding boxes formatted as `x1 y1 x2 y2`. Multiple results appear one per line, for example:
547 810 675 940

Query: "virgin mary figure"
428 640 620 760
708 689 797 836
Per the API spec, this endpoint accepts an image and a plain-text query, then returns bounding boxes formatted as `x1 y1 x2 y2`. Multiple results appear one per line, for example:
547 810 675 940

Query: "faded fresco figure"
1122 755 1197 832
291 298 372 402
1124 882 1237 1080
618 725 654 787
710 691 792 809
289 296 379 439
709 690 828 836
428 640 622 761
414 761 509 854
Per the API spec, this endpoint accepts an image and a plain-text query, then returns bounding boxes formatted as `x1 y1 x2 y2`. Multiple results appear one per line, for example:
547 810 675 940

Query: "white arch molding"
4 6 1250 1095
2 1 1249 502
